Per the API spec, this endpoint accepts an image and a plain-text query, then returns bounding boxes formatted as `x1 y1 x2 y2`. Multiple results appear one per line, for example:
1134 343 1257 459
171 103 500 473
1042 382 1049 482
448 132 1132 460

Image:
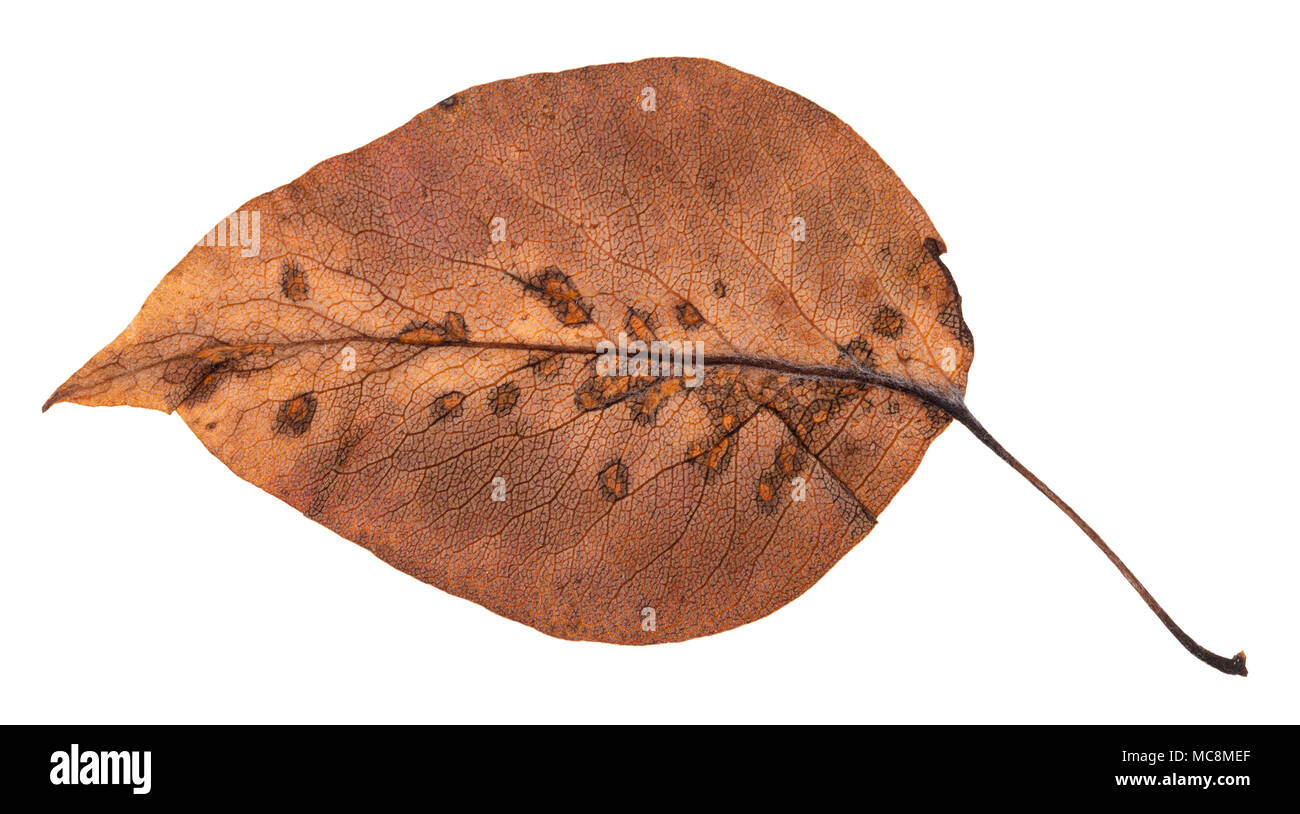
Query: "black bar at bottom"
0 724 1282 802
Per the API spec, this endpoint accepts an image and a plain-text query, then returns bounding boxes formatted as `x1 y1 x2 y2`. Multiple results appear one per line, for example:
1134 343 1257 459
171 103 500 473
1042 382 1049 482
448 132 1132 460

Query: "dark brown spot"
397 325 441 344
280 260 310 302
275 392 317 436
756 475 777 510
683 388 749 480
185 371 223 404
489 381 520 417
686 434 735 481
631 378 683 426
675 301 705 330
774 442 803 477
757 376 859 442
574 370 637 412
695 368 746 429
574 347 663 414
205 422 217 431
711 279 727 298
166 356 223 406
441 311 467 341
624 309 656 343
839 336 874 368
524 267 591 327
597 460 629 502
398 311 469 345
806 398 833 426
871 305 904 339
177 347 273 406
437 94 458 110
757 443 807 513
429 391 465 424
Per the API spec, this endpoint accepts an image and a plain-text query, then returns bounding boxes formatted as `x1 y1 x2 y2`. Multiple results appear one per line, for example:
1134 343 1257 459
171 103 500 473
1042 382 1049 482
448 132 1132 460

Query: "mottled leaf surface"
48 58 977 643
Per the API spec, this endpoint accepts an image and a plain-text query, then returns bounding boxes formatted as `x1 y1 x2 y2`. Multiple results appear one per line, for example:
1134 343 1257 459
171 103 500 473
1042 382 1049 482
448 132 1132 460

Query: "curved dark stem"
942 400 1247 676
705 351 1246 674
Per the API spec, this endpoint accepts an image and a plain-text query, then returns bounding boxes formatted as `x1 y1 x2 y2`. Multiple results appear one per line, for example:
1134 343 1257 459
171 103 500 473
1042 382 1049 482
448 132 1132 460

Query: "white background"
2 1 1297 724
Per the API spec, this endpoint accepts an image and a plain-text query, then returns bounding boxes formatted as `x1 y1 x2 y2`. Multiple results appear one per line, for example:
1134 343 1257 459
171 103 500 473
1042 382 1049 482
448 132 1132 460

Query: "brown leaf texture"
46 58 1244 673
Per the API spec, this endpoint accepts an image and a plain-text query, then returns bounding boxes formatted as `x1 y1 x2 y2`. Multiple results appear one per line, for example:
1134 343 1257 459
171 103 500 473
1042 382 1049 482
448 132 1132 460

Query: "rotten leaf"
45 58 1244 674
